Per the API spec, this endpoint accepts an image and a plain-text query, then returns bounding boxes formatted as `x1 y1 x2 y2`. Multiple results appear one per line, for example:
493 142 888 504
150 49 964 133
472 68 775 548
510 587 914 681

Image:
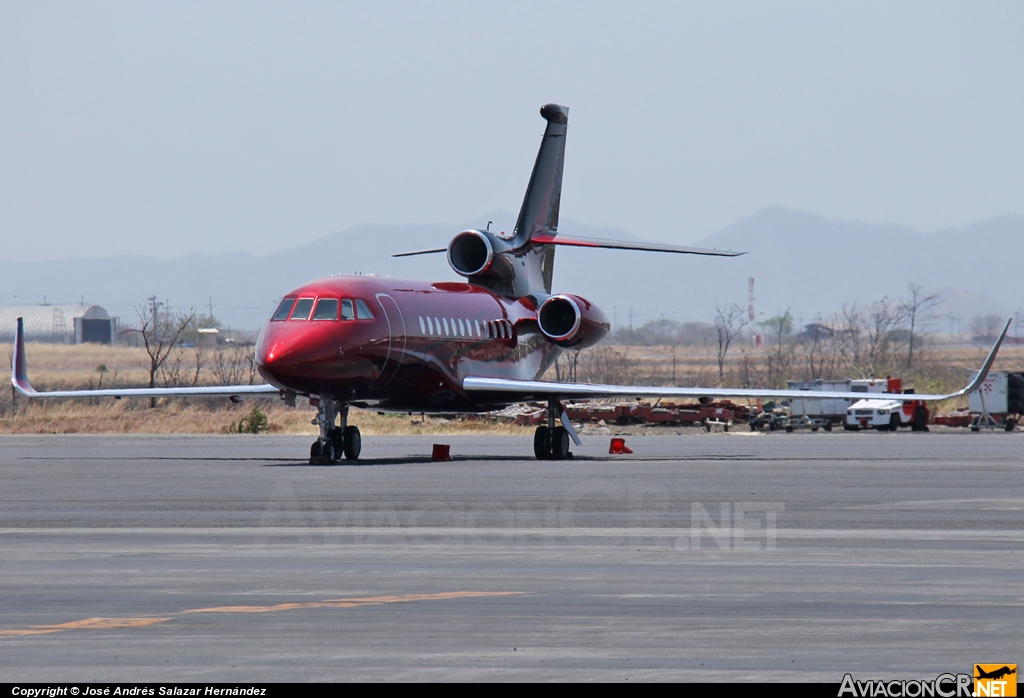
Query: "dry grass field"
2 339 1020 435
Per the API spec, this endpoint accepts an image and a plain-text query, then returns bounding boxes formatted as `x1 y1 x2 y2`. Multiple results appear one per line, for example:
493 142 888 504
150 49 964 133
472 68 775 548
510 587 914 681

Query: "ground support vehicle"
748 401 789 431
846 397 929 431
968 370 1024 431
784 415 832 432
790 378 891 429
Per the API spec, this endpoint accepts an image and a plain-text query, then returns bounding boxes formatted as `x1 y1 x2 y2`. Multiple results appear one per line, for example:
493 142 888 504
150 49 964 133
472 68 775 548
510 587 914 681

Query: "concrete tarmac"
0 431 1021 682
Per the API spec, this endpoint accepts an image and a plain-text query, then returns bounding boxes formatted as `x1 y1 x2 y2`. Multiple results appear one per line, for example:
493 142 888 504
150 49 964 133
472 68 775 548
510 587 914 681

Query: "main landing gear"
309 396 361 464
533 398 575 460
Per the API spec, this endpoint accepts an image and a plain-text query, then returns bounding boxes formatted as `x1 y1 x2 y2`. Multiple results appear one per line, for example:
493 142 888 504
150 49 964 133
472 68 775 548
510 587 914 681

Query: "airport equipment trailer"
968 370 1024 431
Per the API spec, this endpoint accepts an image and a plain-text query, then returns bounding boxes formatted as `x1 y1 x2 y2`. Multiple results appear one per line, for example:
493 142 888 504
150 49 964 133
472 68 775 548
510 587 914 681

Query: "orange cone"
609 437 633 454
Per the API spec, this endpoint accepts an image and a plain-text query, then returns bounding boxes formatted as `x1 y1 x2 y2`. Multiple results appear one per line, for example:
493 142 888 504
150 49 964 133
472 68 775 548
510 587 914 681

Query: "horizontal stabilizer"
392 247 447 258
530 233 745 257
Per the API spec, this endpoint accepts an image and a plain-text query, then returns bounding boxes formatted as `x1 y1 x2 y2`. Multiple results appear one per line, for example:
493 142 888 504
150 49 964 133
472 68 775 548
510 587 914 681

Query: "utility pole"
148 296 163 327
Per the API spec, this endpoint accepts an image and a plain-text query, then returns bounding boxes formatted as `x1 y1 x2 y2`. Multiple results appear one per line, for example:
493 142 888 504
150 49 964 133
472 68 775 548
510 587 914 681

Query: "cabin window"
474 320 481 337
290 298 315 320
313 298 338 321
442 318 449 335
427 316 434 334
458 318 465 336
355 299 373 319
341 299 355 320
272 298 295 321
418 316 426 334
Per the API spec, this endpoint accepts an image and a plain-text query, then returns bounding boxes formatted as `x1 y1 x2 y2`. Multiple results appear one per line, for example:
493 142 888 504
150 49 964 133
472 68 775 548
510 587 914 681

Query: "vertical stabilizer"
512 104 568 249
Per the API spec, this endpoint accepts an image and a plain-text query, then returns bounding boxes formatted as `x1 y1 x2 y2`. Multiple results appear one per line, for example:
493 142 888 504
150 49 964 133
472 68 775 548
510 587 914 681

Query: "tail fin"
512 104 568 249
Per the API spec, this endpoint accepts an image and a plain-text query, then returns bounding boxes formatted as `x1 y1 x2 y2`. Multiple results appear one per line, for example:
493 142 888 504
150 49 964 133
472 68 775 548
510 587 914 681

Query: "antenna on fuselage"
486 221 492 231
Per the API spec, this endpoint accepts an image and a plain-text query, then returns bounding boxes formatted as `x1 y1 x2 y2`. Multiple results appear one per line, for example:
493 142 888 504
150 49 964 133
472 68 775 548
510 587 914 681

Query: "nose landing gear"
309 397 361 464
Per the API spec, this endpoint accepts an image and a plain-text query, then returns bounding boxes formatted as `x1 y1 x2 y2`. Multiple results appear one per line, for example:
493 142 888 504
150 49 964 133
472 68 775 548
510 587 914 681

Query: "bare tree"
713 302 748 383
758 309 793 387
901 282 941 371
160 345 205 388
971 314 1004 342
136 300 195 408
211 344 258 385
864 297 904 375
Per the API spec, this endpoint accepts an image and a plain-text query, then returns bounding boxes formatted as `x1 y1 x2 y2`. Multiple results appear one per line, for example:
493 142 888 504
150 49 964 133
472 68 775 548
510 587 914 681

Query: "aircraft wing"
465 319 1012 404
10 318 280 399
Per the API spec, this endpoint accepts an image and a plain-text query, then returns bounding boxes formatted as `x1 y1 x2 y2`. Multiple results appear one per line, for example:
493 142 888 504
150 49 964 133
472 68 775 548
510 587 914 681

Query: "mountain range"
1 207 1020 333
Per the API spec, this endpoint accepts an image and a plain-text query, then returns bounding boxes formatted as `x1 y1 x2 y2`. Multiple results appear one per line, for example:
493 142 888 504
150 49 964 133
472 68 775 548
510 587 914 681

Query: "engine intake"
447 230 515 280
537 294 609 349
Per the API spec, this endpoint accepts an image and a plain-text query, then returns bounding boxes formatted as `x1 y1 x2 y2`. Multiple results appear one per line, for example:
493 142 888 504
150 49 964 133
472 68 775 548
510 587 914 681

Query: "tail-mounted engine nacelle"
447 230 515 281
537 294 610 349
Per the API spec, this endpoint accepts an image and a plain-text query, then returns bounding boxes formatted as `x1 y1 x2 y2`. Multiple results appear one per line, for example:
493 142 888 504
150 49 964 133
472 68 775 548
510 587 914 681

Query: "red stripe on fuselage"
255 276 557 410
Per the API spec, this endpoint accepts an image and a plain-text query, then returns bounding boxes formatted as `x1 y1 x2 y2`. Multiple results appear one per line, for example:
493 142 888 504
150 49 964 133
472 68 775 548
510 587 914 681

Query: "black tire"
844 423 859 432
1004 418 1016 432
310 440 322 464
533 426 549 460
785 425 793 433
911 407 930 432
343 425 361 460
552 426 570 459
824 423 833 432
322 440 336 464
889 413 901 431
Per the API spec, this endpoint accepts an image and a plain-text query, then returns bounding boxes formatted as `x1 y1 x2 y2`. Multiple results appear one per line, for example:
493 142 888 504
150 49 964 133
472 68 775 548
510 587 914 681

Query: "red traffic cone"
609 437 633 454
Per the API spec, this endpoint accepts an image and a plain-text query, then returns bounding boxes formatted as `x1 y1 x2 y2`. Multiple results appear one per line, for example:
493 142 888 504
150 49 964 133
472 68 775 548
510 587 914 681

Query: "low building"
0 305 119 345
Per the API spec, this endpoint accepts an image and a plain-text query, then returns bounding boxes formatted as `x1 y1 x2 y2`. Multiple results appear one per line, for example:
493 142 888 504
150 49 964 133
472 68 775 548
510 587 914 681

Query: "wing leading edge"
465 319 1012 403
10 318 280 399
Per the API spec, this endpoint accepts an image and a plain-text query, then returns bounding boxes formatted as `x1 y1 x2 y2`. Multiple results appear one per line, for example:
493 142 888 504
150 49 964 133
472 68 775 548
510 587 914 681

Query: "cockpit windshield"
272 298 295 321
290 298 315 320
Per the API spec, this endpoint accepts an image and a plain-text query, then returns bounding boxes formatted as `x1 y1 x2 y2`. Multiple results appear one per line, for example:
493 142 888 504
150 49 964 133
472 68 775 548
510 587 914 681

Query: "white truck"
844 377 930 431
788 378 890 428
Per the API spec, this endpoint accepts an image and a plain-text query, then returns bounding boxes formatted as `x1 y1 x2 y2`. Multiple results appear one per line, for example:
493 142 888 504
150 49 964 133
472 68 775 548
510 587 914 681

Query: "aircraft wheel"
321 440 337 464
309 440 322 464
552 426 571 460
533 426 549 460
911 407 930 432
343 426 362 460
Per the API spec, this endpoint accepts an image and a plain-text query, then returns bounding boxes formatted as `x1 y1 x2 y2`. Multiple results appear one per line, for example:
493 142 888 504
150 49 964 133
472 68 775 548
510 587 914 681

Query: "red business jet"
11 104 1011 463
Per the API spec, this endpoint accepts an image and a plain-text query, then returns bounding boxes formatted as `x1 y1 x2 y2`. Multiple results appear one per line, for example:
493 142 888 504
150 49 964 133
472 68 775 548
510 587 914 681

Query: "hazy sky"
2 1 1023 261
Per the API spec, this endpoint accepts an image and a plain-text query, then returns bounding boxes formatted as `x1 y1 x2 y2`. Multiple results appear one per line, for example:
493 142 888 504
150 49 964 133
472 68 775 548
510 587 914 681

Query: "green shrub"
230 405 269 434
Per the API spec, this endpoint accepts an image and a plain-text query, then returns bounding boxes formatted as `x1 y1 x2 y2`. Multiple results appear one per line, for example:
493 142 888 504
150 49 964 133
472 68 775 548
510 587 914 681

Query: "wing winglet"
11 317 36 396
946 317 1012 399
